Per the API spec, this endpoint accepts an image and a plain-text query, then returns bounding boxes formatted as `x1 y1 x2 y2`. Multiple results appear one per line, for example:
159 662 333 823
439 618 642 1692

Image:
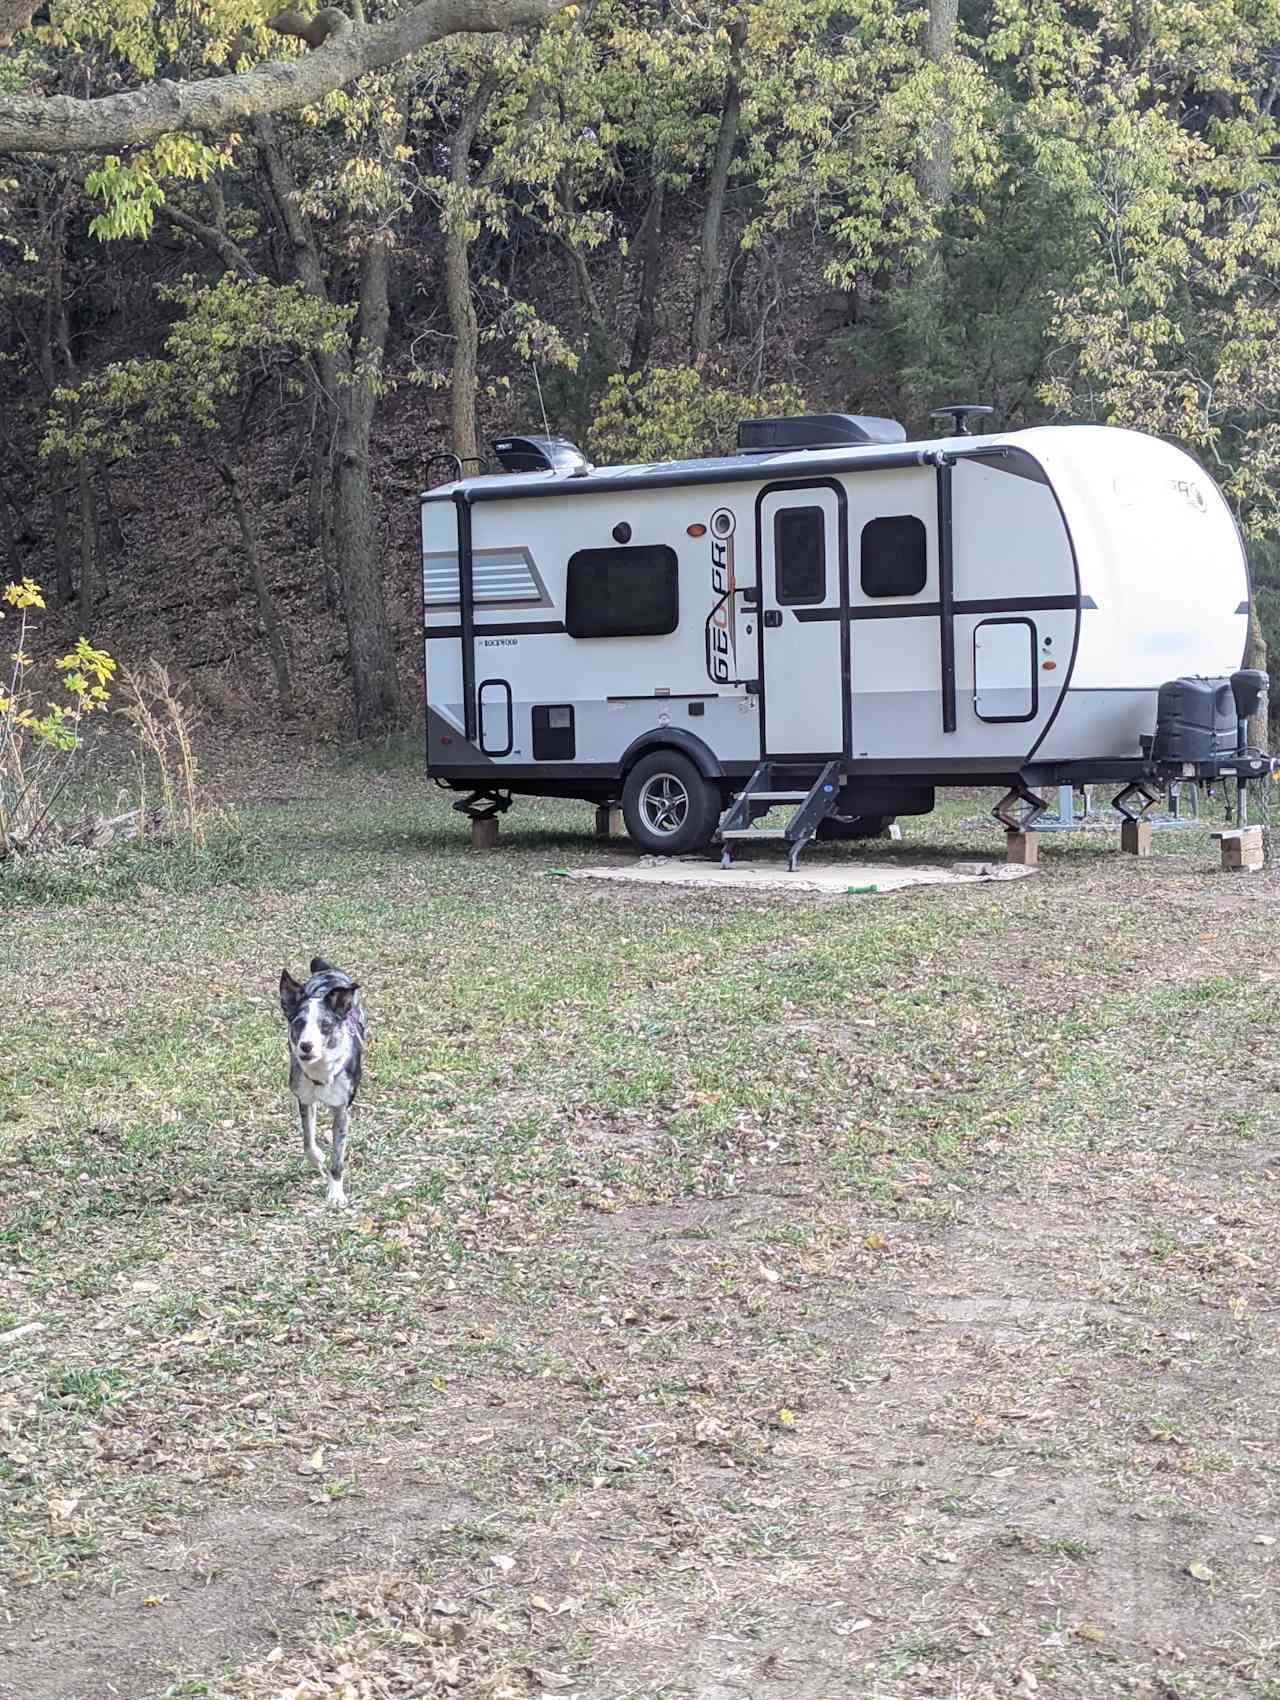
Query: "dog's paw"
325 1179 348 1209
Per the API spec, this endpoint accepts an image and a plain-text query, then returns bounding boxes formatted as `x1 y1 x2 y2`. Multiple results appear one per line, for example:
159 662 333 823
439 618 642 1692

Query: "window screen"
565 545 679 639
860 515 927 598
774 507 826 605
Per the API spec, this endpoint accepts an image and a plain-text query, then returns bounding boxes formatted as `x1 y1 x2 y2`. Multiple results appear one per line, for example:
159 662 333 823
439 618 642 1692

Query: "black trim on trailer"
1235 600 1250 616
426 619 567 640
418 500 431 778
427 751 1263 803
452 491 477 743
838 491 852 760
936 455 957 733
619 727 726 778
792 593 1091 624
793 606 935 623
427 756 1029 788
607 692 719 702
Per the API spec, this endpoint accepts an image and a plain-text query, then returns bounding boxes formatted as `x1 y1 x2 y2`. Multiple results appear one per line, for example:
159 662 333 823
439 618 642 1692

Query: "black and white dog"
278 958 366 1208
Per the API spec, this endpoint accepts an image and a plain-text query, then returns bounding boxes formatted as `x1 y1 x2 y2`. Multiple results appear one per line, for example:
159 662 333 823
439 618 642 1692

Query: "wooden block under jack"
471 815 500 849
1120 819 1152 857
1005 830 1038 866
1213 827 1264 871
594 805 624 840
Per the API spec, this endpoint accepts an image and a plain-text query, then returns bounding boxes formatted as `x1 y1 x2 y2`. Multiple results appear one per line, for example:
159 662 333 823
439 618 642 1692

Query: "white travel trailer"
420 411 1271 866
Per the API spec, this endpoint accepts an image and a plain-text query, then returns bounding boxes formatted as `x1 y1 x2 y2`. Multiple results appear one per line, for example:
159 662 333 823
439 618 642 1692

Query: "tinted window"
861 515 927 598
775 507 826 605
565 546 679 638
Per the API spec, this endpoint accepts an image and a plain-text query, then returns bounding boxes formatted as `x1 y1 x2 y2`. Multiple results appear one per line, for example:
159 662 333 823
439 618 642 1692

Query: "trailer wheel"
816 813 895 842
622 751 721 855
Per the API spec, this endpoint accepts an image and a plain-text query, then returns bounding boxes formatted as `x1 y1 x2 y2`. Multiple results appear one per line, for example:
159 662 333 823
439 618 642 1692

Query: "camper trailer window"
565 546 679 639
774 507 826 605
861 515 927 598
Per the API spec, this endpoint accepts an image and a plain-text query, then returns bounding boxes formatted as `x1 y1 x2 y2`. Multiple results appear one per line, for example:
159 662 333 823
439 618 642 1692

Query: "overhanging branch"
0 0 566 154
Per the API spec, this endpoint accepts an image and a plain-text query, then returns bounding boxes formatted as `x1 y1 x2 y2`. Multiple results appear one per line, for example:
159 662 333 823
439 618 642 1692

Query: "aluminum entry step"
743 791 809 802
720 828 789 839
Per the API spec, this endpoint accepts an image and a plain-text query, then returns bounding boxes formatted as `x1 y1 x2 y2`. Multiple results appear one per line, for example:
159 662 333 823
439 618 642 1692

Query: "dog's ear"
325 983 360 1018
279 970 305 1019
310 956 335 976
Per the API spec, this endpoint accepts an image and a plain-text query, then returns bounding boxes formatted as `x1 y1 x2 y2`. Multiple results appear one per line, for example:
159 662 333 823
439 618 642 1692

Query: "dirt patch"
568 854 1035 896
0 1475 477 1700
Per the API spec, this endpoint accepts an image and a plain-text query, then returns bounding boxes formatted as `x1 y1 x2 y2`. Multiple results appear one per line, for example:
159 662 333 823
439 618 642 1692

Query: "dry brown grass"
116 659 207 846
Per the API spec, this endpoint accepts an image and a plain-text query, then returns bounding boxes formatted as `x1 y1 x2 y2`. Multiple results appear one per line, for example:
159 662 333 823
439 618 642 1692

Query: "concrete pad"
567 855 1035 896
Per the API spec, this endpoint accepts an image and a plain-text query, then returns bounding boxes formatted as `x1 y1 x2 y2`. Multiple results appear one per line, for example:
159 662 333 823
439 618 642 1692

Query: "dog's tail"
311 956 335 975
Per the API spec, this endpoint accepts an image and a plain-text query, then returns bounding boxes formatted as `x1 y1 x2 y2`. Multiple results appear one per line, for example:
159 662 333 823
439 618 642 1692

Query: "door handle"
763 610 783 627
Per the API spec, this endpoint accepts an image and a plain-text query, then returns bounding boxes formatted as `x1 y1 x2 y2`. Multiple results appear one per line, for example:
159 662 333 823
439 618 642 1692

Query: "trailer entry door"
759 485 846 757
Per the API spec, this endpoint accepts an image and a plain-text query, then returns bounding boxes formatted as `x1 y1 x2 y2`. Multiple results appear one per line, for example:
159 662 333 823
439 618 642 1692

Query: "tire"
816 813 895 842
622 750 722 855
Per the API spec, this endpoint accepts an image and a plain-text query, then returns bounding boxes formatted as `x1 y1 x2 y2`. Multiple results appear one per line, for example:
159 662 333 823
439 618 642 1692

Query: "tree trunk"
255 113 399 736
332 231 399 736
52 196 101 619
307 394 328 549
445 71 500 465
95 462 127 560
912 0 960 281
0 482 21 577
77 459 95 631
306 382 342 607
629 171 665 372
1245 600 1269 753
689 15 747 365
35 192 74 605
320 473 341 611
219 459 293 713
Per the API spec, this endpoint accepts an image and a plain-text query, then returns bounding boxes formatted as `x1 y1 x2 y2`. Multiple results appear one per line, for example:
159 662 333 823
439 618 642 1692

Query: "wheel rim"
638 771 691 837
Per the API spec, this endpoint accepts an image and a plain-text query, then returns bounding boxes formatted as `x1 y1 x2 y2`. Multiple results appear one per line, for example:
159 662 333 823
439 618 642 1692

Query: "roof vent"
491 434 592 476
737 413 906 454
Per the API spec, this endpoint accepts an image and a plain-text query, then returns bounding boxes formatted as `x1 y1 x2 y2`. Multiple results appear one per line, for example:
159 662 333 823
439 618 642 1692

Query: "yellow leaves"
56 637 117 694
2 577 46 610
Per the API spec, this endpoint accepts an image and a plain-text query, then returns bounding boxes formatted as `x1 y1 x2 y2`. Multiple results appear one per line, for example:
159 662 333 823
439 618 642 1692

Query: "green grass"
0 767 1277 1699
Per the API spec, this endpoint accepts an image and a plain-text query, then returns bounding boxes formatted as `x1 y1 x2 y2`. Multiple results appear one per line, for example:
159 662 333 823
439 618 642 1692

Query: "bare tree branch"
0 0 568 154
155 204 259 278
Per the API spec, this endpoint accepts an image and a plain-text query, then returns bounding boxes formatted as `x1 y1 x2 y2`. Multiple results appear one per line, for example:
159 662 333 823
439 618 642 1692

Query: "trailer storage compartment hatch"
974 618 1037 722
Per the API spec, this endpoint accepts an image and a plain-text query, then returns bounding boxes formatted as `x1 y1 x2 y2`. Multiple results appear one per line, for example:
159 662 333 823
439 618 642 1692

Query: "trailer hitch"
992 783 1049 832
1111 781 1160 823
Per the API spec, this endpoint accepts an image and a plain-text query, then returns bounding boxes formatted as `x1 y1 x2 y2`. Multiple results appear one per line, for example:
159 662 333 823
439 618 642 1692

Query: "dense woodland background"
2 0 1278 741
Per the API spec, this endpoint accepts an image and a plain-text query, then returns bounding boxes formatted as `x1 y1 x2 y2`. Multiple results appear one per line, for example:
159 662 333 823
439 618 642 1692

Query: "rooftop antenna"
930 403 994 437
531 361 552 444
